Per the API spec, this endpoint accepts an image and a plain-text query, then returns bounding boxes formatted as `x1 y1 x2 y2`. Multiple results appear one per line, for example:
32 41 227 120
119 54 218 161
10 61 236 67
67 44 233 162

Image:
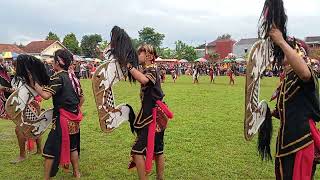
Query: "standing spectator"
171 69 177 83
228 68 235 85
74 61 81 79
209 66 215 84
91 64 97 78
80 63 87 79
86 63 91 79
193 64 200 84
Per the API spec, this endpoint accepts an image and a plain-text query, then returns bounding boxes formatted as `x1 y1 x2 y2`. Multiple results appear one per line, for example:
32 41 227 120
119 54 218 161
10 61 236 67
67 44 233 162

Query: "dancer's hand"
28 72 35 88
269 25 286 46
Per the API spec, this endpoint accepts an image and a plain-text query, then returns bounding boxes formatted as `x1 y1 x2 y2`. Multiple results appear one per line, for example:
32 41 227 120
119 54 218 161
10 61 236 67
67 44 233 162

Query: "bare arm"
128 67 150 85
79 96 85 107
279 41 311 81
269 27 311 81
34 83 52 100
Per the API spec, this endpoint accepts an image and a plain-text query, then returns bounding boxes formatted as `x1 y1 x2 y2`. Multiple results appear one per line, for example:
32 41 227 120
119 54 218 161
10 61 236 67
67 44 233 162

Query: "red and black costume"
274 66 320 179
42 70 83 177
131 65 165 154
129 64 173 173
0 65 11 119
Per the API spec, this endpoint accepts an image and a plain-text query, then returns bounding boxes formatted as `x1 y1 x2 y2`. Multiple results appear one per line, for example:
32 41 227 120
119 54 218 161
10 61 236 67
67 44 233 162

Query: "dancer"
127 44 172 180
32 50 84 179
209 66 215 83
228 67 235 85
0 57 42 164
193 64 199 84
270 27 320 180
171 68 177 83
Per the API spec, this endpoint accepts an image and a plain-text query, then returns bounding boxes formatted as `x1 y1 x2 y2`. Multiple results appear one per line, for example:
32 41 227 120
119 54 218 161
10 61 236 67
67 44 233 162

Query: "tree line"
45 27 232 61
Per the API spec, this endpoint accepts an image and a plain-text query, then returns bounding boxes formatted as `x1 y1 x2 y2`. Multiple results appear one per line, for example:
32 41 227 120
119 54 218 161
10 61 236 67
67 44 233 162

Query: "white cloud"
0 0 319 47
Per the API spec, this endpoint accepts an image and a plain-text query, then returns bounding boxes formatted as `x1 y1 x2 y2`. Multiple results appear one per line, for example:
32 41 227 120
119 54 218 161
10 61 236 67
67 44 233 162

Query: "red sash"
145 100 173 173
59 108 83 165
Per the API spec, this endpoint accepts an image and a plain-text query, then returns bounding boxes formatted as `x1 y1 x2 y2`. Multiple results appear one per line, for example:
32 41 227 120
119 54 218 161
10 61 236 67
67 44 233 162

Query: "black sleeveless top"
43 70 80 115
133 65 164 129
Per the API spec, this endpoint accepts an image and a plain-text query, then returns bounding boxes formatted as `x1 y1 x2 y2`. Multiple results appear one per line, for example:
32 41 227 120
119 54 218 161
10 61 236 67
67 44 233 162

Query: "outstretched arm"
269 26 311 82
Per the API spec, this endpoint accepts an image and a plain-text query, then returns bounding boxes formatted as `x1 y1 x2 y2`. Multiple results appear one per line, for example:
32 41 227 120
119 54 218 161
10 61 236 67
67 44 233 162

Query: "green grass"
0 75 319 179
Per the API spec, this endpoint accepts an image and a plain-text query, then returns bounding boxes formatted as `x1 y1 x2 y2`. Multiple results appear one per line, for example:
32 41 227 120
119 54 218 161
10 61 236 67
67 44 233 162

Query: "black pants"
131 126 165 156
43 118 80 177
275 154 296 180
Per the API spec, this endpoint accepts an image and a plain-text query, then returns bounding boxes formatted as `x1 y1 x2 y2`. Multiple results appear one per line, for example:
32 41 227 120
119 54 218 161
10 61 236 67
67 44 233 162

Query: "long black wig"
258 0 288 66
15 54 50 86
108 26 139 82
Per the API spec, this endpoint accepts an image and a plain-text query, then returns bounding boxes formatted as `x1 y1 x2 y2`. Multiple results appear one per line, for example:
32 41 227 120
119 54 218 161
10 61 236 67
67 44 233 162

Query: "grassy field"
0 75 319 179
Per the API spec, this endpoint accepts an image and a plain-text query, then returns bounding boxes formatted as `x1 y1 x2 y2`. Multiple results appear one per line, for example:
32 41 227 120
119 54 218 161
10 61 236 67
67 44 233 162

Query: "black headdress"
258 0 288 66
108 26 139 82
54 49 73 70
15 55 50 86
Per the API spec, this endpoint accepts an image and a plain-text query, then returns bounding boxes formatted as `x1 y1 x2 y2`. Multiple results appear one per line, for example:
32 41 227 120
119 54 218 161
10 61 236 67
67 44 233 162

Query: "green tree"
217 34 232 40
138 27 165 49
158 48 176 59
63 33 81 55
46 32 60 41
80 34 102 58
131 38 141 50
174 40 197 61
97 40 109 51
210 52 220 59
206 52 220 62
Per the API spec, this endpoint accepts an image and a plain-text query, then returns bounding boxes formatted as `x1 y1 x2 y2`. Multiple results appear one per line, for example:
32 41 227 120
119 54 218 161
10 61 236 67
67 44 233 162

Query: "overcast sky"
1 0 319 47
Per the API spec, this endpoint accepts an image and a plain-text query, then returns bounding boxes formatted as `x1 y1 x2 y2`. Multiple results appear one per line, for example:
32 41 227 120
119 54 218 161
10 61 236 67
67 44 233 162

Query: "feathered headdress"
258 0 288 66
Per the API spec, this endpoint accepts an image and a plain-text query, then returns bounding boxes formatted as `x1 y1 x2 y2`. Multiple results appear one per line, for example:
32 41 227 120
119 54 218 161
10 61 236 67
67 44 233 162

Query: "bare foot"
10 156 26 164
73 171 81 179
62 164 71 173
31 150 42 155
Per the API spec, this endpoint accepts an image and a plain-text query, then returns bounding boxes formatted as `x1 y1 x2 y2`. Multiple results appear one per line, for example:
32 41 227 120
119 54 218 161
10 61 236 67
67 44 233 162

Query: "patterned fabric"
156 106 169 132
0 91 8 119
68 69 83 97
24 104 38 122
68 121 80 135
0 66 11 119
105 89 115 108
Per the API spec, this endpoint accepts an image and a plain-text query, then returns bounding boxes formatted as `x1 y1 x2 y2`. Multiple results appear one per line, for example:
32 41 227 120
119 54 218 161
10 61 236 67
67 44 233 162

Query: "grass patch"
0 75 319 179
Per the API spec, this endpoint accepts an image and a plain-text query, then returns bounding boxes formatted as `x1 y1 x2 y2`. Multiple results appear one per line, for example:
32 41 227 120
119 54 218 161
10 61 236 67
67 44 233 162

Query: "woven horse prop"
244 40 273 140
244 0 288 160
5 83 53 139
92 52 135 133
92 26 137 133
5 55 54 139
